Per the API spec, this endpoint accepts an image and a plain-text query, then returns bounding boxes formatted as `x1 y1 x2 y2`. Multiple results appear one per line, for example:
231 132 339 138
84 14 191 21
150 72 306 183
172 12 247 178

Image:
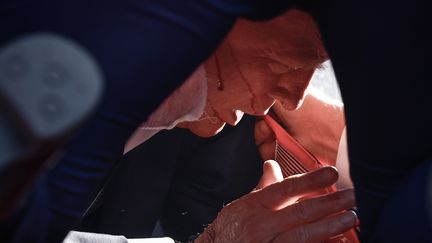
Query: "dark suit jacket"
83 2 432 238
80 115 263 241
3 1 431 242
303 1 432 242
0 1 293 241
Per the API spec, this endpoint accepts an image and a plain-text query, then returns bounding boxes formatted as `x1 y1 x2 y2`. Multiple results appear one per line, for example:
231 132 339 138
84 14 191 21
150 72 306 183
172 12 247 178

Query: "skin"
194 93 354 242
255 95 346 166
179 9 357 243
254 96 354 195
178 9 327 137
195 165 358 243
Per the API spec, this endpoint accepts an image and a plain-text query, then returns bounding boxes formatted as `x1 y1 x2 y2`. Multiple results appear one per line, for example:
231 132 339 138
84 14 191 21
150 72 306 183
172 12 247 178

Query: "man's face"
180 9 328 137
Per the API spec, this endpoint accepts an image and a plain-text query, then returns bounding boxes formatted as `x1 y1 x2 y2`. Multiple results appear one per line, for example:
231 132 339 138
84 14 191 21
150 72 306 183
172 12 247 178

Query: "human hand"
255 160 284 190
254 116 276 161
195 166 357 243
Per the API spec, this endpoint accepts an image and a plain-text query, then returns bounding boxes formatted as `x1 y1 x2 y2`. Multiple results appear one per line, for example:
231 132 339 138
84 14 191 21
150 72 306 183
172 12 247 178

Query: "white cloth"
124 65 207 153
335 127 353 189
64 231 174 243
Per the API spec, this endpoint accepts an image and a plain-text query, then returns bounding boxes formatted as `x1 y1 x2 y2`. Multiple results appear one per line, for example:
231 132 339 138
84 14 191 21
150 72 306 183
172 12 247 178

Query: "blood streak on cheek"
229 54 259 114
226 40 260 115
237 70 261 115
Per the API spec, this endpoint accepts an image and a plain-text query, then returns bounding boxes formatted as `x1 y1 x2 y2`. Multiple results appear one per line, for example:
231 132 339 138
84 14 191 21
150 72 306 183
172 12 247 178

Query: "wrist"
194 224 216 243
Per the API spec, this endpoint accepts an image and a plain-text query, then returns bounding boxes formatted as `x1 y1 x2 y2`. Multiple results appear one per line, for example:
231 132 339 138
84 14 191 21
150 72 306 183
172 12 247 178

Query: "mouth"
246 106 271 116
228 109 245 126
217 109 244 126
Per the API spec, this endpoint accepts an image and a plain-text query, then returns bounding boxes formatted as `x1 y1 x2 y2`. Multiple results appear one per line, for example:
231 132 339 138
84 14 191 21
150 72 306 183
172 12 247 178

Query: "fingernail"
349 209 360 226
263 160 270 169
339 210 358 226
320 166 339 181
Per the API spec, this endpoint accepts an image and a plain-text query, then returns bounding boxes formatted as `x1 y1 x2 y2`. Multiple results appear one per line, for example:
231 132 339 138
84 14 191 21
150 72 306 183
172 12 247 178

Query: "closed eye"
268 62 294 74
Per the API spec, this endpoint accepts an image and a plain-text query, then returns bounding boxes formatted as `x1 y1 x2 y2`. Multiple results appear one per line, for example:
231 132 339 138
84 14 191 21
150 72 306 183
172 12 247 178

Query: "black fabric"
0 1 297 242
2 1 432 242
80 128 186 237
82 2 432 241
80 115 263 241
373 159 432 243
300 1 432 242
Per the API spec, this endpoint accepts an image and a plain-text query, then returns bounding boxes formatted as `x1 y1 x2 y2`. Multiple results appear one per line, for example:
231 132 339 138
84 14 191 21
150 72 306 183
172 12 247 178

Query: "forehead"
227 9 328 69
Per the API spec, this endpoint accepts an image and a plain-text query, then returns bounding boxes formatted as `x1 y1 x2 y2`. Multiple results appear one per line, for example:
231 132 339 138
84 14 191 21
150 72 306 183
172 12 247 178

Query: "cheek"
245 69 278 94
208 81 254 112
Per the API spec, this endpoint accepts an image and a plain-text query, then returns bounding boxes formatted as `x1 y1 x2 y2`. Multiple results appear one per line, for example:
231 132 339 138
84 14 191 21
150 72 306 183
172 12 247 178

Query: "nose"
268 88 305 110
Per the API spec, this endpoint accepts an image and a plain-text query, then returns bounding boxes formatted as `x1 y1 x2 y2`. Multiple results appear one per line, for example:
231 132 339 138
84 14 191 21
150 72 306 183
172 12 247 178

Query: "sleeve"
0 0 298 242
302 1 432 241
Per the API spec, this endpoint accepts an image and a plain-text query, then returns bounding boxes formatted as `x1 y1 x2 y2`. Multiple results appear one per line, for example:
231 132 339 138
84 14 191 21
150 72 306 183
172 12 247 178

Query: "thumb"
254 119 276 161
255 160 284 190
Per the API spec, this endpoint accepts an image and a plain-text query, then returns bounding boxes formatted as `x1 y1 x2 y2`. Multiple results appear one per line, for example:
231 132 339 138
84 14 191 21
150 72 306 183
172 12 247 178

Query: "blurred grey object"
0 33 103 218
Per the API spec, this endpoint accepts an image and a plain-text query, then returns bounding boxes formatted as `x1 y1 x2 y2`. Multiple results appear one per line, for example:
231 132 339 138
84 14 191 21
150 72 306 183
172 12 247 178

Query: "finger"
256 166 338 209
271 189 356 231
255 118 276 160
254 118 275 146
272 210 358 243
255 160 284 190
257 141 276 161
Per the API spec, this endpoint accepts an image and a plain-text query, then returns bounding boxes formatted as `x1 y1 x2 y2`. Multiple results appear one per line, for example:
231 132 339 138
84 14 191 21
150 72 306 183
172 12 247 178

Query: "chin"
188 122 226 138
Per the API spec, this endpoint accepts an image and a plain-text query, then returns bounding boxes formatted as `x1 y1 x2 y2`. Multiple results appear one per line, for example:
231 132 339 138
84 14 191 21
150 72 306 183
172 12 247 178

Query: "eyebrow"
261 42 327 71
